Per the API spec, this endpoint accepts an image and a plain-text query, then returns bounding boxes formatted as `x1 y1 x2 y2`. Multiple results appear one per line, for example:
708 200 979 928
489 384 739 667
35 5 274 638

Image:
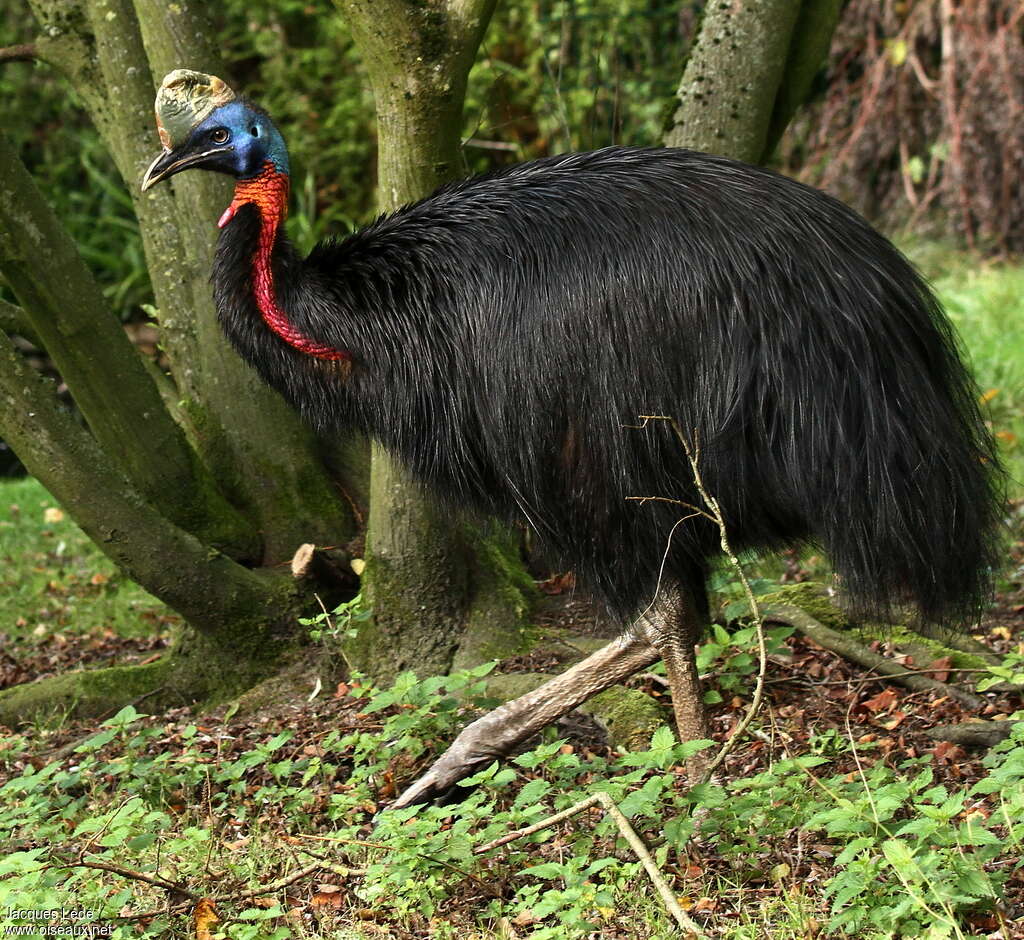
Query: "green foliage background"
1 0 691 319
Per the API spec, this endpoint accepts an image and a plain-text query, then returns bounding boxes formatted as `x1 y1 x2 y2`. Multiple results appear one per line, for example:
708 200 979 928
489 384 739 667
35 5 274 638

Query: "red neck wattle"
219 164 348 362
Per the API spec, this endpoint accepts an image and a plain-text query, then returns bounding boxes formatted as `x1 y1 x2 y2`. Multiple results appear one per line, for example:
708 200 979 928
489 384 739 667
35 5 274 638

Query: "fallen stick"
53 857 198 899
475 791 707 938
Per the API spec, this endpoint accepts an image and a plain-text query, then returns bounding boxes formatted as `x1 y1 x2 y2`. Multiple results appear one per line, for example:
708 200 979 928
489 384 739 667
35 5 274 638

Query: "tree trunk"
339 0 534 682
28 0 358 563
763 0 842 159
0 0 369 723
0 329 304 722
665 0 836 165
0 131 253 558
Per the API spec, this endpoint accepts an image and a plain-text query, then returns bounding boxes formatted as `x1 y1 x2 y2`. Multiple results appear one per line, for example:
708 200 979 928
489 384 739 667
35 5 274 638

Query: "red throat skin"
219 164 348 362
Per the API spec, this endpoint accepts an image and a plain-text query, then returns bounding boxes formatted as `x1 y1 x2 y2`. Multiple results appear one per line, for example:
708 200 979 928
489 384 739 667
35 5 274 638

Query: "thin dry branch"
635 415 770 782
105 851 364 923
53 857 198 900
475 791 706 937
230 859 363 902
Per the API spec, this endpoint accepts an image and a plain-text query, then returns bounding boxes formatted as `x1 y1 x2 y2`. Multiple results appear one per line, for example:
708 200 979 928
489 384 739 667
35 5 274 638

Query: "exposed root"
0 630 285 728
762 602 986 711
927 720 1020 748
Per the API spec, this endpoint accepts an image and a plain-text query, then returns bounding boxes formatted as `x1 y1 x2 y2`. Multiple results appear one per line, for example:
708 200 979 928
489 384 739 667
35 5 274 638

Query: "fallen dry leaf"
862 687 899 713
194 899 220 940
879 711 907 730
311 890 344 910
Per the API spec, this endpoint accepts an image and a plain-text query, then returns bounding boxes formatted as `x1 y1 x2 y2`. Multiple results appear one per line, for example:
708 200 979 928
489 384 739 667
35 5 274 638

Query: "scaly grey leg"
389 630 661 809
632 583 712 777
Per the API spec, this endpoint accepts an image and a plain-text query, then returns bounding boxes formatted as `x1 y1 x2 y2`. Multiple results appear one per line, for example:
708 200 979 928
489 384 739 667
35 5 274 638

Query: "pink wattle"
223 165 348 362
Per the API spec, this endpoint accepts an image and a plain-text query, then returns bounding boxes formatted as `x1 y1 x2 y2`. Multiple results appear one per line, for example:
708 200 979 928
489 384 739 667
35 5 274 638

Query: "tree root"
927 720 1021 748
0 658 180 728
0 629 285 728
761 602 986 711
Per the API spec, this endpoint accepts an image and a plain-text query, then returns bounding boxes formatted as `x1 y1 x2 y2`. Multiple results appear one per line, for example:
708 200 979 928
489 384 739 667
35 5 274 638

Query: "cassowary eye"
210 127 230 144
250 125 260 138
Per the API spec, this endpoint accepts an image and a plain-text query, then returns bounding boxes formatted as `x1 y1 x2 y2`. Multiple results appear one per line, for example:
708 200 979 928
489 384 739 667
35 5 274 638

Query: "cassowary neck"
218 163 347 362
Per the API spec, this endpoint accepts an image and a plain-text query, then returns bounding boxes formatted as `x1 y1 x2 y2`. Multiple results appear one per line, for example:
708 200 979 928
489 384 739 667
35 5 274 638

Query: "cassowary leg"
388 632 661 810
632 583 712 778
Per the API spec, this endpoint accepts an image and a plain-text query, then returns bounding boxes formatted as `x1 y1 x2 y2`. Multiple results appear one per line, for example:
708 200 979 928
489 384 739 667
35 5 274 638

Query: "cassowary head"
141 69 288 191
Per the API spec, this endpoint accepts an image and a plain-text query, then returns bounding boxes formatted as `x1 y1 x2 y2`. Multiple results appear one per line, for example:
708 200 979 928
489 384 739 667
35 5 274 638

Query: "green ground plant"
933 263 1024 486
0 478 167 643
1 660 1022 938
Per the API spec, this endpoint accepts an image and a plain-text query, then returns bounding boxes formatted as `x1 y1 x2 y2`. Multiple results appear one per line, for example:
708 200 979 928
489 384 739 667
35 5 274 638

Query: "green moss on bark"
587 686 667 751
760 582 849 631
454 528 537 670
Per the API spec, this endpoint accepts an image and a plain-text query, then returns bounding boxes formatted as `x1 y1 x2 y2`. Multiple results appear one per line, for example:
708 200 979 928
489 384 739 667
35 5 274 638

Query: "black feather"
212 145 1003 625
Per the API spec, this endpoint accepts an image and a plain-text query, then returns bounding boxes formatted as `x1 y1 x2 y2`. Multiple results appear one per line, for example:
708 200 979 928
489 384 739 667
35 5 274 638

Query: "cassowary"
142 70 1001 809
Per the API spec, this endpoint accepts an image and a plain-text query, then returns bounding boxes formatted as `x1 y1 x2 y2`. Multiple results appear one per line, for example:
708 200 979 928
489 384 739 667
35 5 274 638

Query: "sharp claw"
384 746 497 813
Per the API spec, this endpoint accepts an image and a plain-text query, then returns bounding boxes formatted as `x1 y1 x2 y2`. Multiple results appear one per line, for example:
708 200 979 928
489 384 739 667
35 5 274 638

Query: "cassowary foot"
389 632 662 810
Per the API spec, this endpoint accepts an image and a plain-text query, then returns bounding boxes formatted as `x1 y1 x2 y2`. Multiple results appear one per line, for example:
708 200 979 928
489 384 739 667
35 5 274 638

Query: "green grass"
0 477 167 643
911 249 1024 491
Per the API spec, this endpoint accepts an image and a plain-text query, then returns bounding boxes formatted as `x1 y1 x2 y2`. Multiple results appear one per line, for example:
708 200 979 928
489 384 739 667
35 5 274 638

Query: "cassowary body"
144 71 1001 808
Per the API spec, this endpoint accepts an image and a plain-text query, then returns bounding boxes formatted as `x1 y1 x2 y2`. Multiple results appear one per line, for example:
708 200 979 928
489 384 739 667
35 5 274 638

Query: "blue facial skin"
187 101 290 178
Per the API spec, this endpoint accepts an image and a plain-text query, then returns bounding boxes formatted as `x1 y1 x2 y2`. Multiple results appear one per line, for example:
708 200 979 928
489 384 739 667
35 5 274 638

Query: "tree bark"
665 0 805 163
0 332 291 639
339 0 534 681
762 0 842 159
0 131 252 557
27 0 358 563
0 0 369 722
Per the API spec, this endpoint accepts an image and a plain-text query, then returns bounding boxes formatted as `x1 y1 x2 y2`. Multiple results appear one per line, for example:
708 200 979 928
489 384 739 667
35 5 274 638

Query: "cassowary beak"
141 145 232 191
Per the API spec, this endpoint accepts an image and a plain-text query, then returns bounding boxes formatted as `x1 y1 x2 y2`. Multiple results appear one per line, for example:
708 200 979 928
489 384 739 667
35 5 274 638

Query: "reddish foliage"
789 0 1024 254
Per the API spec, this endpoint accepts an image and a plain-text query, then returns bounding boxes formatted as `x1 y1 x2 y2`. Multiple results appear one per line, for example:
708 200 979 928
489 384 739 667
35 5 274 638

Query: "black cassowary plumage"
213 146 1001 627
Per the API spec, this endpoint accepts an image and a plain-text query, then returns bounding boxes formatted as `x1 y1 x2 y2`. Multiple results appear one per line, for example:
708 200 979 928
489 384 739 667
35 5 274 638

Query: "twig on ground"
230 861 327 902
105 853 365 923
295 831 499 896
109 901 194 923
475 791 707 937
53 857 199 899
295 846 367 877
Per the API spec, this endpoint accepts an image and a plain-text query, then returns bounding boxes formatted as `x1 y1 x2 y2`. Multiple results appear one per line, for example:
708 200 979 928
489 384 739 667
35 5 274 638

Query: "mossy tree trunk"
27 0 356 561
665 0 841 164
338 0 534 682
0 0 362 723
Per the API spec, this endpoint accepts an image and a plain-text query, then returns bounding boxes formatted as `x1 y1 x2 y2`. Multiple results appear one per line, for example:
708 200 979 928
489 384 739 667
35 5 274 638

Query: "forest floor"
1 476 1023 938
2 244 1024 939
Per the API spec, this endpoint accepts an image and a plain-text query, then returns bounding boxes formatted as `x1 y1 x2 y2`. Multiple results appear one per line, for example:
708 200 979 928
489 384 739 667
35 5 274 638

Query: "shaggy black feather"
212 145 1002 625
